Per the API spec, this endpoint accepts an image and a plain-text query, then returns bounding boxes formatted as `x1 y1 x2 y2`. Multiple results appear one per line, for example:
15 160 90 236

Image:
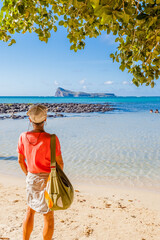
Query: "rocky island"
55 87 116 97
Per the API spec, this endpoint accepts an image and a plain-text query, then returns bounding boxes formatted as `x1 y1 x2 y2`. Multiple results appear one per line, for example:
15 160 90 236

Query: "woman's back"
17 132 61 173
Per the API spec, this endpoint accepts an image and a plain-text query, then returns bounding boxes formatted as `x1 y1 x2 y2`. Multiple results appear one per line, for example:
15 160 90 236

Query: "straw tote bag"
44 134 74 210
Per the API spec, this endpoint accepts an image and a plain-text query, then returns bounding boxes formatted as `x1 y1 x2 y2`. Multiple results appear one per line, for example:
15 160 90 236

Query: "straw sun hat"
27 104 48 123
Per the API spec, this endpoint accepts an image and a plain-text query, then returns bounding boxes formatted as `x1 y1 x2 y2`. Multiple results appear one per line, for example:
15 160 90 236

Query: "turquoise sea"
0 96 160 192
0 96 160 113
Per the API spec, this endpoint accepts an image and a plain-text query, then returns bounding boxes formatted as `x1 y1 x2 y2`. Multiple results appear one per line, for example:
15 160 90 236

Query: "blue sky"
0 25 160 96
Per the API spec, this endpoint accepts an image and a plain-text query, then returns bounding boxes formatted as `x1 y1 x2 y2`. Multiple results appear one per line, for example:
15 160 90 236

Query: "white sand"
0 174 160 240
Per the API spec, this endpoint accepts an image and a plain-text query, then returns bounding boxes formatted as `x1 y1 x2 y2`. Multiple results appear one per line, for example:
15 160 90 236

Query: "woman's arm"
18 153 28 176
56 154 64 170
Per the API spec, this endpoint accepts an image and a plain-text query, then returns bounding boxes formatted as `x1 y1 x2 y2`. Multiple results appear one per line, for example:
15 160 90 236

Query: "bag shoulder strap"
50 134 56 167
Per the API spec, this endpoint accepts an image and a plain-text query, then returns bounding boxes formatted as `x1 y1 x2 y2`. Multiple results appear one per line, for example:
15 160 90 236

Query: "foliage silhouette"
0 0 160 87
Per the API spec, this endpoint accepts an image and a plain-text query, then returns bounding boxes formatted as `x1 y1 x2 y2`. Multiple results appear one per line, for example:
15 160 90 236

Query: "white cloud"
54 80 59 85
123 81 132 85
104 81 113 85
101 34 117 45
80 79 85 85
83 85 87 90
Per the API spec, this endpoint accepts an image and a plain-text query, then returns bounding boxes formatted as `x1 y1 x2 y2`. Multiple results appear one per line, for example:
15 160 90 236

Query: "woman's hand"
18 153 28 176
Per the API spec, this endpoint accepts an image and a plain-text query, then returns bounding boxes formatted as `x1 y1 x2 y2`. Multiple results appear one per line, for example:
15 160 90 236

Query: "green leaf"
70 44 76 50
73 0 78 7
110 53 114 58
123 13 130 24
59 20 64 26
53 26 57 32
116 56 119 62
90 0 99 9
54 15 58 21
101 12 112 24
94 6 103 16
64 15 67 20
114 11 123 19
8 39 16 46
1 6 8 12
107 28 110 34
137 13 148 20
156 36 160 42
151 82 155 88
104 8 112 15
119 64 125 71
133 80 139 87
18 4 25 14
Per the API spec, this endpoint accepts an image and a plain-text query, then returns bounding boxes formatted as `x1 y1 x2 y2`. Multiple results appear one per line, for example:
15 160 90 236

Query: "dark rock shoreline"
0 103 115 120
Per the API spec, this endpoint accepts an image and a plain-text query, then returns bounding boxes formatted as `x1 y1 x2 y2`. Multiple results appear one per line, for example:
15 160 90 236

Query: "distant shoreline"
0 103 115 120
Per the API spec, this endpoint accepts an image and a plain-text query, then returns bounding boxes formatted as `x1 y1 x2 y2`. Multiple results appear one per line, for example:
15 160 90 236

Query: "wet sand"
0 174 160 240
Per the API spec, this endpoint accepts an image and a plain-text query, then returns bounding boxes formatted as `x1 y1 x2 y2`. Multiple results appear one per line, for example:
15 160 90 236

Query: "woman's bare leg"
43 211 54 240
23 206 35 240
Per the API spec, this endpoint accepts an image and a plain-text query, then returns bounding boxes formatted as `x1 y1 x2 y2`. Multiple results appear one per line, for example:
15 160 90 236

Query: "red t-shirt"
17 132 61 173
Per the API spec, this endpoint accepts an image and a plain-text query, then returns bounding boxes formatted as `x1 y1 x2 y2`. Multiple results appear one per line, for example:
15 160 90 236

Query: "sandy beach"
0 174 160 240
0 110 160 240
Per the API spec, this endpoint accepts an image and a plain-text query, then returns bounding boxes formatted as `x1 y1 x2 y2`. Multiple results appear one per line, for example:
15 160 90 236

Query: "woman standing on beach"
17 104 64 240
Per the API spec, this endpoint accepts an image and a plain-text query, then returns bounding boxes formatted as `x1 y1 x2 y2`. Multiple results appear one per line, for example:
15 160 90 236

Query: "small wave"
0 156 18 161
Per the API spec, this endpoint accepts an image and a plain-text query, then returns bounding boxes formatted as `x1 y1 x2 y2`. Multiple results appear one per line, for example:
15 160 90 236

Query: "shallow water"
0 112 160 192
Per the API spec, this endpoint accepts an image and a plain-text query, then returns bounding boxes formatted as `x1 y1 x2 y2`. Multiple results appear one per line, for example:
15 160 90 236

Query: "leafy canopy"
0 0 160 87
